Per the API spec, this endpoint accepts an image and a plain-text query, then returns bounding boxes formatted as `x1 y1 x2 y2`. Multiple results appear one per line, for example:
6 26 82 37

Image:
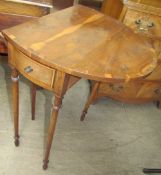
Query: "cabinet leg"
80 82 99 121
11 68 19 146
43 95 62 170
31 83 37 120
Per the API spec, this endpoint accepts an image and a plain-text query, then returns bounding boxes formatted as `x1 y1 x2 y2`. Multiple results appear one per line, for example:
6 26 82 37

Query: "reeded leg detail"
80 82 99 121
43 95 63 170
31 83 37 120
11 69 20 146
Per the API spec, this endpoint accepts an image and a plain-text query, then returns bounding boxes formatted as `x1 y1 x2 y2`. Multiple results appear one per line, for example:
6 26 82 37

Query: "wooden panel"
98 81 161 101
135 82 161 99
0 1 50 17
99 82 141 98
130 0 161 9
145 62 161 81
101 0 123 19
10 46 55 90
0 13 37 31
0 36 7 53
6 0 53 7
123 9 161 38
152 39 161 62
53 0 74 9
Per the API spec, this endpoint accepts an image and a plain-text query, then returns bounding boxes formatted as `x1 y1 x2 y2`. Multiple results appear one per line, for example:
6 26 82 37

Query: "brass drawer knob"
24 66 33 73
147 22 154 28
154 89 161 95
109 84 123 92
135 19 142 25
135 19 154 32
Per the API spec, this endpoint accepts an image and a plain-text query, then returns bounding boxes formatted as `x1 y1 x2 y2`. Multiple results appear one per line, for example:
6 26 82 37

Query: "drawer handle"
109 84 123 92
154 89 161 95
147 22 154 28
135 19 154 32
24 66 33 73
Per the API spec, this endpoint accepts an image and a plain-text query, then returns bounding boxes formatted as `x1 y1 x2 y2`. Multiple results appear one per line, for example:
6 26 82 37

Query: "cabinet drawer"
13 48 55 89
99 82 142 98
123 9 161 38
135 82 161 99
98 82 161 99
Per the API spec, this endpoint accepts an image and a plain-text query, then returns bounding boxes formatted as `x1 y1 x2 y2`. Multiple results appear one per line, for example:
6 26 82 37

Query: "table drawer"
13 48 55 89
123 9 161 38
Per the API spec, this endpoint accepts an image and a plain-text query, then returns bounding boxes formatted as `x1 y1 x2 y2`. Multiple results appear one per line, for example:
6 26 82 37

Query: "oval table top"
2 5 157 83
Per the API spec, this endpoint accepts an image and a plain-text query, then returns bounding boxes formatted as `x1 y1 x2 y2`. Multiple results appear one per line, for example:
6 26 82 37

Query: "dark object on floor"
143 168 161 174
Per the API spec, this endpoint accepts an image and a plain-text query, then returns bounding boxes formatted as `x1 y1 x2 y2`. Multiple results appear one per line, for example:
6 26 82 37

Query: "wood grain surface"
3 5 157 83
2 0 53 7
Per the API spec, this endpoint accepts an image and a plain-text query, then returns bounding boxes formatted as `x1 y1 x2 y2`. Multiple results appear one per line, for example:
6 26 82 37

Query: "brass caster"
14 139 19 147
43 160 49 170
80 111 86 121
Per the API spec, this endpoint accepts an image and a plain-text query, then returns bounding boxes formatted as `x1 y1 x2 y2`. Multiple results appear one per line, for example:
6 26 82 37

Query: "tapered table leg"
43 95 63 170
31 83 36 120
11 68 19 146
80 82 99 121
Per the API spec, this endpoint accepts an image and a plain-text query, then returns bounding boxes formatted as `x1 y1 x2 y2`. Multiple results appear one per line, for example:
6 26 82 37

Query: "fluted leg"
11 68 19 146
43 95 62 170
80 82 99 121
31 83 37 120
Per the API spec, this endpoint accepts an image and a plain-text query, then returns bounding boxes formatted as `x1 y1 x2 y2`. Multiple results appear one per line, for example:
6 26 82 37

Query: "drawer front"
135 82 161 98
99 82 142 98
123 9 161 38
13 48 55 90
99 82 161 99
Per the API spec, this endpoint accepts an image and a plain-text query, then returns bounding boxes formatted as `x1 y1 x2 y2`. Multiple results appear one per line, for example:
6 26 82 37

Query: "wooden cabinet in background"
0 0 53 54
53 0 74 10
91 0 161 106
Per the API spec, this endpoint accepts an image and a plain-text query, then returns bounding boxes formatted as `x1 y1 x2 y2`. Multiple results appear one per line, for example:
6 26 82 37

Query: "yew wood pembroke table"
2 5 157 170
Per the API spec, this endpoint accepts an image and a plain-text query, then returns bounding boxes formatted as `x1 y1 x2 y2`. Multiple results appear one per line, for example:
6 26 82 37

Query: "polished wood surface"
95 0 161 106
0 0 52 17
2 5 156 169
131 0 161 8
3 6 156 83
102 0 123 19
0 13 37 31
5 0 53 7
0 0 52 54
53 0 74 9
